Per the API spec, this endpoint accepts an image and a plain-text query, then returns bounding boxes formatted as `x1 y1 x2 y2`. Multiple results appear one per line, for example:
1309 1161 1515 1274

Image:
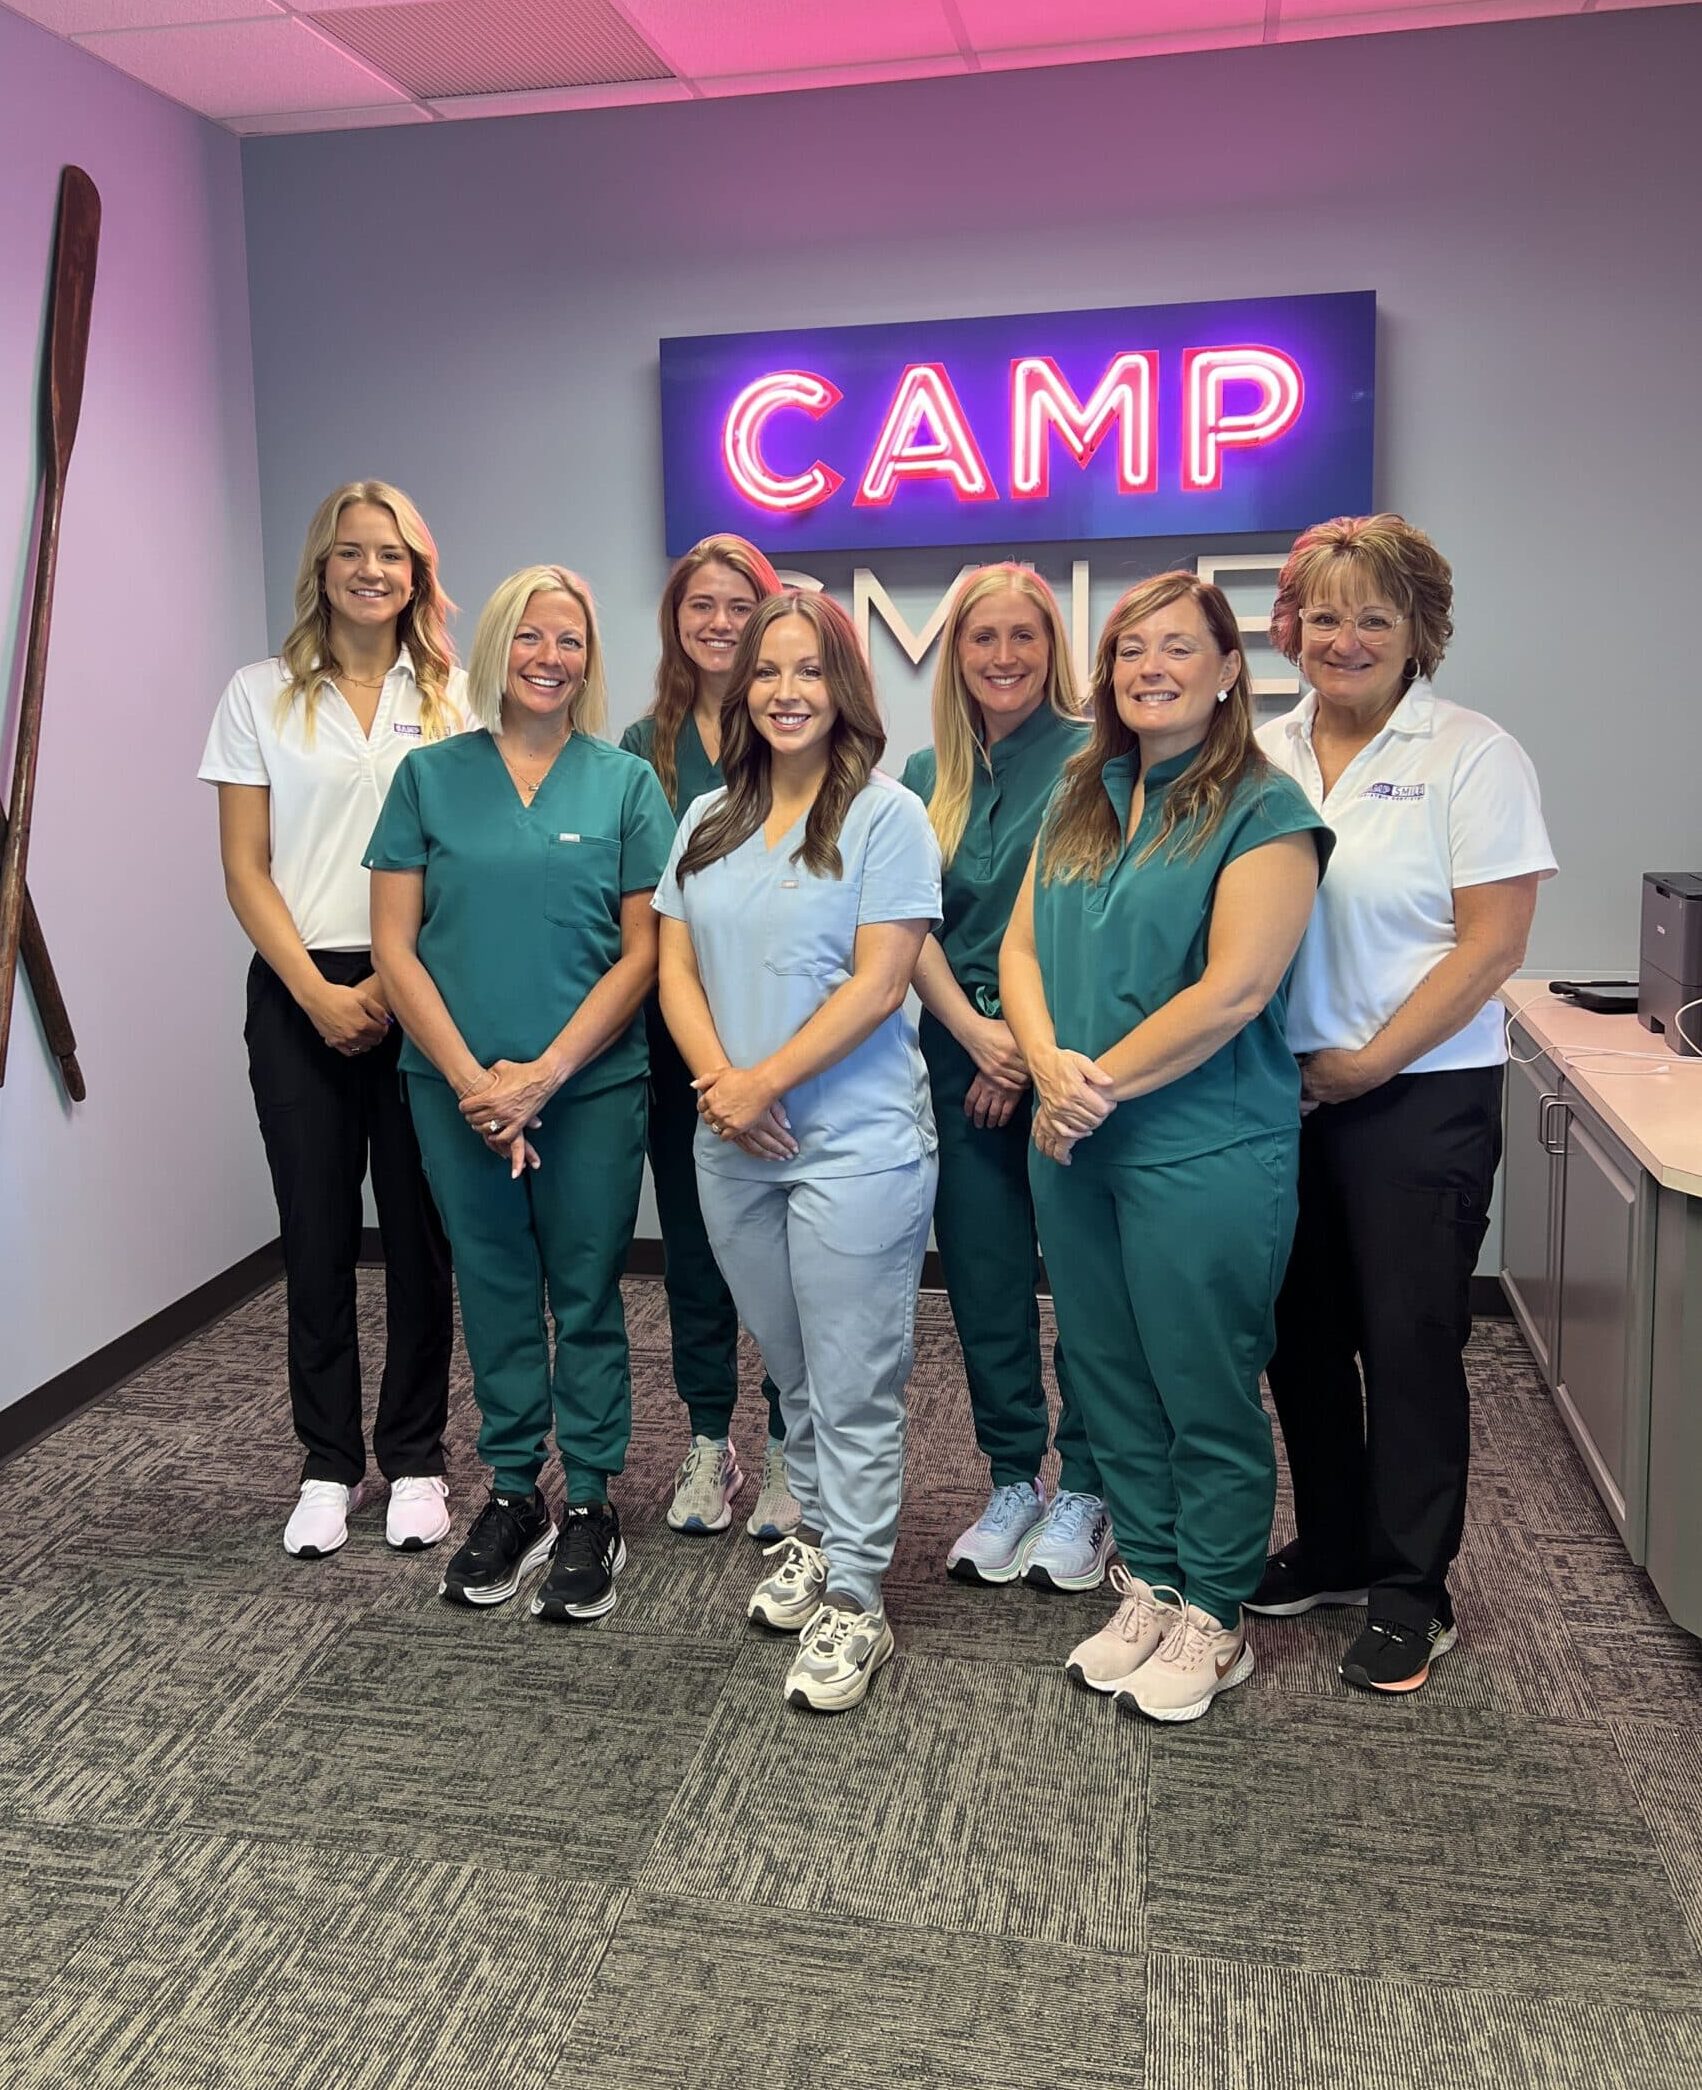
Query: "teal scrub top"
619 710 721 825
365 730 675 1095
653 774 942 1181
900 703 1086 1015
1032 747 1334 1165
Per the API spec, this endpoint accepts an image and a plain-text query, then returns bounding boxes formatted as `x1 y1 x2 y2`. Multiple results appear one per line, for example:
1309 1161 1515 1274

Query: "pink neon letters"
722 349 1306 514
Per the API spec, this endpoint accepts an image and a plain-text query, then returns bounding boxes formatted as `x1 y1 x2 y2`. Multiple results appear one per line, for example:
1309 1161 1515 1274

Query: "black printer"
1639 872 1702 1056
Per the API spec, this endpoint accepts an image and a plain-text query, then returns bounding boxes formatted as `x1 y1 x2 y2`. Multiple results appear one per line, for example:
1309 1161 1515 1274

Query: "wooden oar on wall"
0 165 101 1091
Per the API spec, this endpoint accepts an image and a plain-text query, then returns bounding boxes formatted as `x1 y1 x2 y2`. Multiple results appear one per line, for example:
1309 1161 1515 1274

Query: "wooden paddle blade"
47 168 101 477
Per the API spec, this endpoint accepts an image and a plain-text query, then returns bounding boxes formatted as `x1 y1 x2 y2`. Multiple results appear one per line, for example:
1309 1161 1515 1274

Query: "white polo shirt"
199 649 470 951
1256 682 1556 1073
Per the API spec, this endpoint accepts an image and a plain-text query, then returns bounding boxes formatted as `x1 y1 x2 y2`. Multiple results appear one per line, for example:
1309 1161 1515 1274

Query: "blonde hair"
277 480 456 740
645 535 782 808
678 593 885 884
1042 573 1259 885
1269 513 1454 686
925 565 1082 869
465 567 608 738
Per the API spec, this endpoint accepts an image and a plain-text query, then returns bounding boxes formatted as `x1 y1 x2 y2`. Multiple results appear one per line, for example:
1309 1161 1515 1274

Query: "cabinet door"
1500 1040 1559 1380
1553 1103 1653 1554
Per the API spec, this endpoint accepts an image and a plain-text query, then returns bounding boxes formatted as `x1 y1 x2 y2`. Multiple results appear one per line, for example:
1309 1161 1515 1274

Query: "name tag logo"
392 722 422 738
558 833 581 843
1363 781 1425 802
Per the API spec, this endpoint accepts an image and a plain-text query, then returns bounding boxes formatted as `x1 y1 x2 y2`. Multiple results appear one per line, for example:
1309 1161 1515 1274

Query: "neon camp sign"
660 292 1374 556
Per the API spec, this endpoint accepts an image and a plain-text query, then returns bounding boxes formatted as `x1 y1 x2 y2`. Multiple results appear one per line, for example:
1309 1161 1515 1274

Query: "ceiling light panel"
5 0 276 29
623 0 961 75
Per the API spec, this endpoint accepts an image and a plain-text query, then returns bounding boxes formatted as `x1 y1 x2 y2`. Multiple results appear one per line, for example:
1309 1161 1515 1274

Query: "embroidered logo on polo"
1362 781 1425 801
392 722 422 737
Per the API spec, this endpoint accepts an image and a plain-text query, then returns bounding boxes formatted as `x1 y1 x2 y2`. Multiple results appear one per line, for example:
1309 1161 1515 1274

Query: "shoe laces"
559 1504 610 1567
757 1442 794 1494
469 1492 528 1549
800 1604 862 1656
1041 1489 1102 1542
391 1476 444 1503
761 1536 823 1590
298 1480 349 1507
978 1481 1040 1534
676 1438 727 1489
1154 1593 1234 1672
1105 1563 1169 1642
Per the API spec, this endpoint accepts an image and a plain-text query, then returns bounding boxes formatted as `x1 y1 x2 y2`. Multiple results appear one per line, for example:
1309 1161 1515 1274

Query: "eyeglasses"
1297 608 1407 642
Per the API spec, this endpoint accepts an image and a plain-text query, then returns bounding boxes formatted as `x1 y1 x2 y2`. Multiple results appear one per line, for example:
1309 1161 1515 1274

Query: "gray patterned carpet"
3 1277 1702 2088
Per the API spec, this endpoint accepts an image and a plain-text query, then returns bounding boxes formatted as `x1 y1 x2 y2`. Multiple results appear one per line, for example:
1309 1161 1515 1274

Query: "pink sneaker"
1118 1600 1254 1724
1066 1566 1180 1693
386 1475 451 1551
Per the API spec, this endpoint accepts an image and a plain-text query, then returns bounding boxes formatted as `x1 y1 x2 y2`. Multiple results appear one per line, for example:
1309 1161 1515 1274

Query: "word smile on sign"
661 292 1374 557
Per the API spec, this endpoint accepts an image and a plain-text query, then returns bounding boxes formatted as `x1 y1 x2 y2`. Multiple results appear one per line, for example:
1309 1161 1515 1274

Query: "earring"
1216 688 1231 703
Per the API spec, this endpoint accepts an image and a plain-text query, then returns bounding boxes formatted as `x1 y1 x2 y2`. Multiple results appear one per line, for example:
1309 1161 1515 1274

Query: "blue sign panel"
660 291 1374 557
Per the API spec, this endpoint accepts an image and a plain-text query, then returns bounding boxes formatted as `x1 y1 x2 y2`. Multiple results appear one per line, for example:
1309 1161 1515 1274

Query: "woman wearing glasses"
1250 514 1555 1694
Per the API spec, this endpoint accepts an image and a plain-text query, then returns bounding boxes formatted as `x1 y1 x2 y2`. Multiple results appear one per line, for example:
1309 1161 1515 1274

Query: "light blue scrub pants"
697 1154 938 1616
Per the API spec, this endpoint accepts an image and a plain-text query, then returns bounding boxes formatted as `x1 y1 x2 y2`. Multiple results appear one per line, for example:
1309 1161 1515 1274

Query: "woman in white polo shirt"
1251 513 1556 1694
200 480 467 1562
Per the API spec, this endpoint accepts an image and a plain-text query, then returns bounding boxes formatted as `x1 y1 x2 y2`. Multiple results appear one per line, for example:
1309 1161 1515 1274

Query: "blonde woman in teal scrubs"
1003 573 1331 1725
900 566 1107 1592
621 535 795 1542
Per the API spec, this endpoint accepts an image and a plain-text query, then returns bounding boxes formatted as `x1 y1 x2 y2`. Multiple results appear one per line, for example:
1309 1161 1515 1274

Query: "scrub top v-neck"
1032 748 1333 1166
366 728 675 1094
901 702 1085 1015
620 709 722 825
653 774 942 1181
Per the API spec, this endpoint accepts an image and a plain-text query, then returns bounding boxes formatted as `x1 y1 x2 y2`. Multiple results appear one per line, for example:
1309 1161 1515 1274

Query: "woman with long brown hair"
1002 573 1330 1724
200 480 464 1561
620 536 795 1541
899 566 1106 1593
654 590 941 1713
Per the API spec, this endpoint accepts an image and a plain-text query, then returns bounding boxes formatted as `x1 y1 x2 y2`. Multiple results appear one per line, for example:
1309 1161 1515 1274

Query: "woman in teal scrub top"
620 535 794 1543
655 589 941 1715
899 566 1107 1594
1002 572 1331 1726
369 565 674 1627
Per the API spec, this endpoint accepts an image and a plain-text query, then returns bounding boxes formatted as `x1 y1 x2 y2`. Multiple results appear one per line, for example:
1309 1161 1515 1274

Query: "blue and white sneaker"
945 1479 1047 1586
1019 1489 1114 1592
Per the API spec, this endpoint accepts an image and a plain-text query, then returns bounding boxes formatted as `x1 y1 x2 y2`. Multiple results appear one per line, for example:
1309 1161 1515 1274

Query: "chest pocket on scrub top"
544 833 619 931
764 872 861 979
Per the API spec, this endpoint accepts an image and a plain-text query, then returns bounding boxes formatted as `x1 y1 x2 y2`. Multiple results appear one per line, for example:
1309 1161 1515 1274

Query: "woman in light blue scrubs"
654 589 941 1714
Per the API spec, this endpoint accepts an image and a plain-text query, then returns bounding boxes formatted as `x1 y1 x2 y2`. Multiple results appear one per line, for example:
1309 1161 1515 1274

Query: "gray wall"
0 9 272 1414
244 9 1702 982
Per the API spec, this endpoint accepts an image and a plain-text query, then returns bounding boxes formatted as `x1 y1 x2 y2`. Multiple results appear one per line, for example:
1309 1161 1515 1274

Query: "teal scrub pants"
922 1015 1097 1494
406 1072 645 1505
1029 1131 1297 1627
644 999 783 1443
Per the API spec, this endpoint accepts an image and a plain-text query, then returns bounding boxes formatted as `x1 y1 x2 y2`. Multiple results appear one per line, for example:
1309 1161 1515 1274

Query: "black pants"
245 951 453 1486
1265 1066 1503 1634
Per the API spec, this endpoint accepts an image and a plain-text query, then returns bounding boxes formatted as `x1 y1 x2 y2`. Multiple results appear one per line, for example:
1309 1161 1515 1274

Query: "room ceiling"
4 0 1688 135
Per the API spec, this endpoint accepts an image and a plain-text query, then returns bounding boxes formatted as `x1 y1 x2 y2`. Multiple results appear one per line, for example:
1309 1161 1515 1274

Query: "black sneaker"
1340 1615 1458 1694
1244 1540 1369 1618
438 1490 555 1607
531 1502 625 1623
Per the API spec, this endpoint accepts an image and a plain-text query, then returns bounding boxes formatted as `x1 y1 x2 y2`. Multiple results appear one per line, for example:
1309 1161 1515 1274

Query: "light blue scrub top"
652 773 942 1181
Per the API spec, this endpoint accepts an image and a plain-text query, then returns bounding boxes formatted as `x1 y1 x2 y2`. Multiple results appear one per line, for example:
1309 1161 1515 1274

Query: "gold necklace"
499 739 567 801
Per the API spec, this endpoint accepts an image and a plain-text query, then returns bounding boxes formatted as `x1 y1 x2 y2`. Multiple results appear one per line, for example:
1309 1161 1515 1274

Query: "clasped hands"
458 1056 565 1177
1030 1047 1117 1166
961 1014 1029 1131
692 1064 799 1163
311 977 391 1057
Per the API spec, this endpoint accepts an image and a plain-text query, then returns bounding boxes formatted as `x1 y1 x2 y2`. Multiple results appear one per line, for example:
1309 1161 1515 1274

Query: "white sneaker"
784 1603 894 1713
667 1435 744 1534
745 1439 802 1540
386 1475 451 1551
747 1537 828 1630
283 1478 366 1560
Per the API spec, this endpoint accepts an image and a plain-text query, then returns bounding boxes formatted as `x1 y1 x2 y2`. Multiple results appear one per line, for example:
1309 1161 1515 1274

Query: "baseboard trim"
3 1238 1513 1471
1 1240 286 1468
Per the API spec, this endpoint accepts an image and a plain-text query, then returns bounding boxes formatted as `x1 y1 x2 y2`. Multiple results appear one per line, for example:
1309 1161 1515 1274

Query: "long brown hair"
925 564 1083 869
277 480 457 740
645 534 782 808
1041 572 1260 885
677 592 885 883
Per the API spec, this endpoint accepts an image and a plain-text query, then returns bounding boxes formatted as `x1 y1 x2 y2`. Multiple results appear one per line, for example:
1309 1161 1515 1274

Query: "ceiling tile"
3 0 277 29
623 0 961 75
958 0 1260 45
72 16 411 114
426 78 697 118
228 98 431 131
693 52 970 95
310 0 673 97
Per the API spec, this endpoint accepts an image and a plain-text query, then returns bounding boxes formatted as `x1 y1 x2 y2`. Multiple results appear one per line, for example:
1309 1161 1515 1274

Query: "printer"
1639 872 1702 1056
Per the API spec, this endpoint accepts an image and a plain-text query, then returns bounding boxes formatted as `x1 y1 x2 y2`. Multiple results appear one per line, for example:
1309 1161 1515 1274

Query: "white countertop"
1501 986 1702 1197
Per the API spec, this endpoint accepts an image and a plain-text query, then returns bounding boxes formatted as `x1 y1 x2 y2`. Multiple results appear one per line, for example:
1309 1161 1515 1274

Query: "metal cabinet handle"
1539 1092 1571 1156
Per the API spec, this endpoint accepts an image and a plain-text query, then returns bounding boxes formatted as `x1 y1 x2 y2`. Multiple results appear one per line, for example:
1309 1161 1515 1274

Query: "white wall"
0 10 273 1413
